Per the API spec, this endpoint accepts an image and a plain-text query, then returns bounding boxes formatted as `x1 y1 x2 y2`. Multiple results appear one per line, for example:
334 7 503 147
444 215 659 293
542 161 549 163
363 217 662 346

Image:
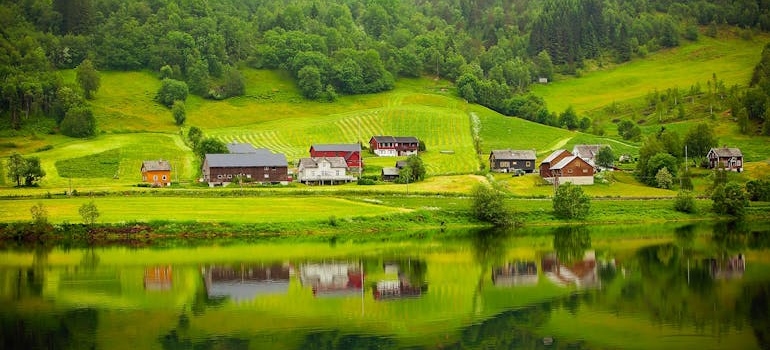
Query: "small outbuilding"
707 147 744 172
141 160 172 187
489 149 536 173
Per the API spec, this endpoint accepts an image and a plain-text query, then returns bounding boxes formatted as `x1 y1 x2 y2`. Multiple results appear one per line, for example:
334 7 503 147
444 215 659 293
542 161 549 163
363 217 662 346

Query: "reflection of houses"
373 262 427 300
297 157 356 184
202 263 290 302
541 251 598 288
144 265 173 291
706 254 745 279
300 262 363 297
707 147 743 172
492 261 538 286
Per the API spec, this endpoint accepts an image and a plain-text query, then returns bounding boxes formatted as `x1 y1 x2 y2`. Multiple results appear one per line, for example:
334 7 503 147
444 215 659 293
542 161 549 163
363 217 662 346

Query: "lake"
1 221 769 349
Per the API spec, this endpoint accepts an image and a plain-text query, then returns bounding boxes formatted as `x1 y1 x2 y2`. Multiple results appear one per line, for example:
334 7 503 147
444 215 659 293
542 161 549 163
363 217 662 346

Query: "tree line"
2 0 769 133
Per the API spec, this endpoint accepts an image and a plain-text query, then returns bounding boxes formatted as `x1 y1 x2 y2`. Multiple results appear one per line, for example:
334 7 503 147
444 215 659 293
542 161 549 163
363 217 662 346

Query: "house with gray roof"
572 144 607 169
309 144 362 169
202 150 288 186
539 149 594 185
489 149 537 173
707 147 744 172
297 157 355 184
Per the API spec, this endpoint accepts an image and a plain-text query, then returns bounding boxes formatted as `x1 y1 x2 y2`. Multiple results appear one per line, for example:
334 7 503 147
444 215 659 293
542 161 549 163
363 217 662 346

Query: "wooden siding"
205 166 288 184
142 169 171 186
310 150 362 168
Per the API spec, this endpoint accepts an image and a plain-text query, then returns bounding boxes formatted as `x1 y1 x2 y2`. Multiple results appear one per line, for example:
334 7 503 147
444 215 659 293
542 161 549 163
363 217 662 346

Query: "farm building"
381 167 400 181
296 157 356 184
572 144 607 169
369 136 420 156
539 150 594 185
202 150 289 186
309 144 362 170
489 149 536 173
226 141 259 154
141 160 171 187
707 147 744 172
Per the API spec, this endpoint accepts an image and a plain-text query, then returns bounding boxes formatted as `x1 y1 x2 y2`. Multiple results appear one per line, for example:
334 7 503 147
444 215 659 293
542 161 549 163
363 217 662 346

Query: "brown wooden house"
202 150 288 186
369 136 420 156
489 149 536 173
540 150 594 185
141 160 172 187
309 144 362 170
707 147 744 172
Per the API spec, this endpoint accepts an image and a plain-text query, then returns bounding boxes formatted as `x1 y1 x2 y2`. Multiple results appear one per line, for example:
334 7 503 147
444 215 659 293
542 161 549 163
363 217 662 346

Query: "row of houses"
140 138 744 187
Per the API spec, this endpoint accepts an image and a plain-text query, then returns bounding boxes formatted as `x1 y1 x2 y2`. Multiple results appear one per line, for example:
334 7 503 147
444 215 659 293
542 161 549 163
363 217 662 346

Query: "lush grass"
0 196 408 224
55 149 121 178
532 33 769 115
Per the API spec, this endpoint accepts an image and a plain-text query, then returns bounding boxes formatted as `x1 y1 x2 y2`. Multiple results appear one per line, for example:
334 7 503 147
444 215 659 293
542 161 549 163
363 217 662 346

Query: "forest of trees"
2 0 770 133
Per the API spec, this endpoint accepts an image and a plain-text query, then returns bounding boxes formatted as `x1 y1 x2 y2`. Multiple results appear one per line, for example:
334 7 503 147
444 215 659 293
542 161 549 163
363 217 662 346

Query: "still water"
1 221 769 349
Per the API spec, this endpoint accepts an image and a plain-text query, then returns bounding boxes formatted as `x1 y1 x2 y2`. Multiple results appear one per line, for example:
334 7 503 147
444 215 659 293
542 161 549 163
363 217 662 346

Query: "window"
583 169 588 173
153 175 158 181
264 166 269 171
526 161 531 167
227 174 232 179
568 169 573 174
217 175 222 179
264 174 269 178
162 175 167 180
246 174 251 178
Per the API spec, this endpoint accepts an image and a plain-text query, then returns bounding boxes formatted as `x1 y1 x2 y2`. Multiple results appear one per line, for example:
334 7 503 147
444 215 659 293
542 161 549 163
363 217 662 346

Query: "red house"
369 136 419 156
540 149 594 185
309 144 362 169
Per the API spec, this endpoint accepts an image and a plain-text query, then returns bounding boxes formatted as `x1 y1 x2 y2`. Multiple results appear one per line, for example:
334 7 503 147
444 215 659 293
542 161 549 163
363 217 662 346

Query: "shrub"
79 201 100 225
60 106 96 138
470 183 515 227
674 191 696 213
746 179 770 201
711 182 748 217
553 183 590 219
155 78 188 107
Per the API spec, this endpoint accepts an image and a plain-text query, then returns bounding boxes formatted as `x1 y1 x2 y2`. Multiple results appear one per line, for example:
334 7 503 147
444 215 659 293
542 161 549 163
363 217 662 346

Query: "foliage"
746 179 770 201
298 65 323 99
75 59 100 99
595 146 615 168
470 182 515 227
617 120 641 141
60 106 96 138
55 149 119 179
395 154 426 184
655 167 674 189
29 202 48 227
155 79 188 108
552 226 592 264
196 138 227 160
172 101 186 126
7 153 45 187
187 126 203 150
684 123 718 163
711 182 749 217
673 191 696 213
553 183 590 219
79 201 100 225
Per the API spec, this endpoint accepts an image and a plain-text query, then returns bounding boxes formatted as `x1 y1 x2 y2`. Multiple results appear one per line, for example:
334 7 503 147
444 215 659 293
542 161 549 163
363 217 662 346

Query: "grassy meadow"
1 32 770 226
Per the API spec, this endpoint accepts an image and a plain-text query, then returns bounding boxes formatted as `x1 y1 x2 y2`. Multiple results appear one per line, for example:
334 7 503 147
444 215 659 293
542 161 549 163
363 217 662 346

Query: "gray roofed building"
141 160 171 171
310 144 361 152
296 157 355 184
205 153 287 168
707 147 744 172
489 149 537 173
381 167 400 181
542 149 569 164
202 150 289 186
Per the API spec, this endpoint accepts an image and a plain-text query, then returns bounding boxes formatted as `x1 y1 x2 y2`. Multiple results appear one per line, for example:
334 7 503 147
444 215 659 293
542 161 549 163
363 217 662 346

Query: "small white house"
297 157 356 184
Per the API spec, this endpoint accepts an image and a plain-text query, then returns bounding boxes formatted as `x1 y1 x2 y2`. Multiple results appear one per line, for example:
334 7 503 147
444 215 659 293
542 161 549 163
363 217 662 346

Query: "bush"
553 183 590 219
60 106 96 138
711 182 748 217
674 191 696 213
155 78 188 107
746 179 770 201
470 183 515 227
357 177 376 185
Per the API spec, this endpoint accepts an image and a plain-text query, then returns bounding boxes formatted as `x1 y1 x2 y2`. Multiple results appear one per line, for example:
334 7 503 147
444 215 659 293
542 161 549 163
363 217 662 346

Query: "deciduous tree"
75 59 100 99
553 183 590 219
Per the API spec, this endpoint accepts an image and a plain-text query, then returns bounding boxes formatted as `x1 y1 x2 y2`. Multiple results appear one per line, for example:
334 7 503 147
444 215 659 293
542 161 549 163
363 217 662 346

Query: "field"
1 32 770 226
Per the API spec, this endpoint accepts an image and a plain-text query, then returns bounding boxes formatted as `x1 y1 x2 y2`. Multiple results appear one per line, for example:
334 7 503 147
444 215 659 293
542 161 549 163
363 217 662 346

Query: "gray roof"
226 142 258 154
205 152 287 168
709 147 743 158
382 167 400 176
490 149 536 160
541 150 570 164
395 160 408 169
142 160 171 171
572 145 605 159
310 144 361 152
370 136 419 143
298 157 348 169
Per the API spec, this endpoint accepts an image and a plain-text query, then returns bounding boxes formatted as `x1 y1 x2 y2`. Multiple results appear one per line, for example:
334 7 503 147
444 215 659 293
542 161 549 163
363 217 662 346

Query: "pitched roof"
551 156 591 171
490 149 536 160
310 144 361 152
395 160 408 169
142 160 171 171
710 147 743 158
226 142 256 154
298 157 348 169
205 152 287 168
572 145 604 159
382 167 400 176
541 150 570 164
370 136 419 143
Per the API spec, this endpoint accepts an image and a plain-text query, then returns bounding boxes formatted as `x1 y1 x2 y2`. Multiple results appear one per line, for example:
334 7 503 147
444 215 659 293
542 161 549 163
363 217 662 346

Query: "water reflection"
202 263 290 301
0 222 769 349
299 261 363 297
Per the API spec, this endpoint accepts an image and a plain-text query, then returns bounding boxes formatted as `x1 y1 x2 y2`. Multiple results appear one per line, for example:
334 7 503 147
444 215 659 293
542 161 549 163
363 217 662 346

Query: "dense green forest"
2 0 770 135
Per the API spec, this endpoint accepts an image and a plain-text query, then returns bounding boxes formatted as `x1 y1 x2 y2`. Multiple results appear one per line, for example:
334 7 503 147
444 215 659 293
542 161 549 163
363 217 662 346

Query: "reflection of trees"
738 283 770 350
298 330 396 350
711 220 748 254
0 308 98 349
160 312 249 349
452 302 566 349
471 228 510 314
552 226 591 264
